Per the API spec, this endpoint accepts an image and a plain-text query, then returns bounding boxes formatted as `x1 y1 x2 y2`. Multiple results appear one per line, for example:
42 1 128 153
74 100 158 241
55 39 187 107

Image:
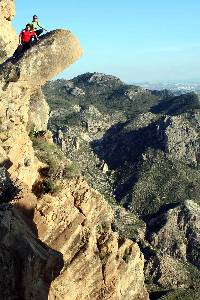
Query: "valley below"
44 72 200 299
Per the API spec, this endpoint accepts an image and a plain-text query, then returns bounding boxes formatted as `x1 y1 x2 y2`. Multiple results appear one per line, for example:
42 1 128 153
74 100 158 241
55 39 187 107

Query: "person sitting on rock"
30 15 47 38
13 24 38 58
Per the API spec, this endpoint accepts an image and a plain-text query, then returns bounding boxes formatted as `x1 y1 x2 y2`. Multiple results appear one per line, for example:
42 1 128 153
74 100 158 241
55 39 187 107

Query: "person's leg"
21 42 31 53
12 44 23 58
35 29 43 37
32 29 43 43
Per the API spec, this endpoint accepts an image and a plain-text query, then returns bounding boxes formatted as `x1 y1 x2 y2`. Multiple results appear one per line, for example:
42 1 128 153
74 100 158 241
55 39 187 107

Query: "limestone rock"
70 86 85 96
34 177 149 300
124 87 148 100
102 161 109 173
162 116 199 166
0 29 82 187
28 88 50 132
1 29 83 87
88 72 123 86
148 200 200 266
72 104 81 112
146 254 191 289
0 203 63 300
0 0 18 63
145 200 200 289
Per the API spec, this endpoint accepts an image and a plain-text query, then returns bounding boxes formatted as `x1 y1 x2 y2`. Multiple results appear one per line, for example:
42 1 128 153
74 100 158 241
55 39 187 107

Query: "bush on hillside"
32 136 80 180
151 92 200 115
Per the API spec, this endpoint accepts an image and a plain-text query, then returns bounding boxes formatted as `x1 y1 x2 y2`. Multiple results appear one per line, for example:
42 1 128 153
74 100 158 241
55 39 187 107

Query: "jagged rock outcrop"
145 200 200 289
0 0 18 63
124 86 151 100
161 116 199 166
76 72 124 89
28 88 50 132
34 177 148 300
0 29 82 187
0 203 64 300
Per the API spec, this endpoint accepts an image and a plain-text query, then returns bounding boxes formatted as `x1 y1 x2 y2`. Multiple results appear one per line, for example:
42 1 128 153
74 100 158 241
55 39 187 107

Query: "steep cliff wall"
0 0 18 63
34 178 148 300
0 203 64 300
0 2 149 300
0 29 82 187
28 88 50 132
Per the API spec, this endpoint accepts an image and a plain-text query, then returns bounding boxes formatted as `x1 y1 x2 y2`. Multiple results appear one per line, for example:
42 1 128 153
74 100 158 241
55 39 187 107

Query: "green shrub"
159 288 200 300
96 222 110 235
96 224 103 234
42 178 60 194
32 137 80 180
63 162 80 178
28 127 38 140
122 247 132 263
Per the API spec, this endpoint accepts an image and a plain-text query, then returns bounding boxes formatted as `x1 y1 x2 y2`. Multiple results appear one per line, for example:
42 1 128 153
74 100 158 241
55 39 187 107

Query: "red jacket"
19 29 37 43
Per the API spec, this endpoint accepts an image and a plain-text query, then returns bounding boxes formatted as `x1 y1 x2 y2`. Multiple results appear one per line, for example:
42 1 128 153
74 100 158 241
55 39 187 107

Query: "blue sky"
13 0 200 83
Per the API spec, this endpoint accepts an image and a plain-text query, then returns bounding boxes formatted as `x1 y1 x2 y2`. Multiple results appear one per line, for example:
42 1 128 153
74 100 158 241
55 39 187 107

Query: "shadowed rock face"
0 204 64 300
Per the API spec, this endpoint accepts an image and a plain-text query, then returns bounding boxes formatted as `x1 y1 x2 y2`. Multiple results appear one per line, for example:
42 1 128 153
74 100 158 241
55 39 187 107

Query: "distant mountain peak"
72 72 124 85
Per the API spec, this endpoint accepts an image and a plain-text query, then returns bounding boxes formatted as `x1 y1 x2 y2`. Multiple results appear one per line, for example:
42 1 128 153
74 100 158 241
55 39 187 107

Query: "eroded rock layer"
0 204 63 300
0 0 18 63
34 178 148 300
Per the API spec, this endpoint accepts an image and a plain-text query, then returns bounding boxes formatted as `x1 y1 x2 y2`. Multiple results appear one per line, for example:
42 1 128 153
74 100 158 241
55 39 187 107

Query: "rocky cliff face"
145 200 200 291
28 88 50 132
34 178 148 300
160 115 199 166
0 203 63 300
0 29 82 187
0 3 148 300
0 0 18 63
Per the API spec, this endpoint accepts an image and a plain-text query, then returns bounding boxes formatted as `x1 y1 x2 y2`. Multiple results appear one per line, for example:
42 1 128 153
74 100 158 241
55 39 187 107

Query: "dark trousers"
33 29 43 43
35 29 43 37
13 42 31 58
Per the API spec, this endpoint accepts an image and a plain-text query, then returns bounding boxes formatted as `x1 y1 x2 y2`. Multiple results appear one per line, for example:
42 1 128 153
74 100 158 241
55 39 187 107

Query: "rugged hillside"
43 74 162 203
44 73 160 120
44 74 200 215
44 72 200 299
0 2 149 300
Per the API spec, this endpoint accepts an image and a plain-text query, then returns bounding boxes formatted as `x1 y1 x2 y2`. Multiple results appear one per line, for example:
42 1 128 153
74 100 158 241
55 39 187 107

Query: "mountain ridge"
44 71 200 300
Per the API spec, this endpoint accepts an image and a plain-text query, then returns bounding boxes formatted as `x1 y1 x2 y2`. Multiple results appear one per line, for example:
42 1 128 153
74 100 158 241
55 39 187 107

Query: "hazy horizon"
53 73 200 86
